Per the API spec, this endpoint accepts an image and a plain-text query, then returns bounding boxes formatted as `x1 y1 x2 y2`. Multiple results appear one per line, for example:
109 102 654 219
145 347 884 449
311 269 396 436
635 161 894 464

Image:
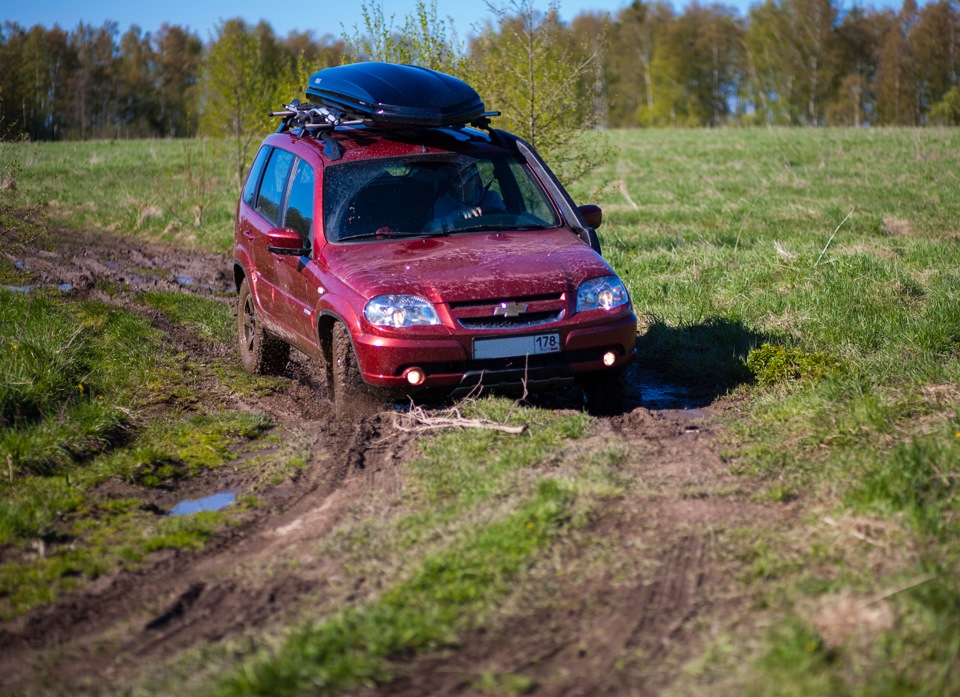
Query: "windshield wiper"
452 223 550 233
344 229 450 241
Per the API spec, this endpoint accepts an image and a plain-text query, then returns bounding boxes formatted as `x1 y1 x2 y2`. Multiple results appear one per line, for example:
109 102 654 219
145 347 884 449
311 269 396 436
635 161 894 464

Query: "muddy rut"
1 230 789 695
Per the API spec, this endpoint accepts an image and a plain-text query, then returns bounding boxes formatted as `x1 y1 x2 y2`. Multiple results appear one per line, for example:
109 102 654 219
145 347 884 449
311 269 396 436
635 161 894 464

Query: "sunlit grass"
18 138 239 252
569 128 960 696
6 129 960 693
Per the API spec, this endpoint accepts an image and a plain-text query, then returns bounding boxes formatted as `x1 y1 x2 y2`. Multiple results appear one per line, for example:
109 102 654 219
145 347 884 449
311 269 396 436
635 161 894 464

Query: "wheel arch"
315 310 340 371
233 261 248 293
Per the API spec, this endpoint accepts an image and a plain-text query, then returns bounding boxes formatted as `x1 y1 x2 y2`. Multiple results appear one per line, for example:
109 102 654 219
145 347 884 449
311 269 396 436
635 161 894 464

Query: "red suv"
233 63 636 413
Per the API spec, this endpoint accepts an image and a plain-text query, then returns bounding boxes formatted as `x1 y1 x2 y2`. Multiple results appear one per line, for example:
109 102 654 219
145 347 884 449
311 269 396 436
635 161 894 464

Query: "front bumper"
353 311 638 390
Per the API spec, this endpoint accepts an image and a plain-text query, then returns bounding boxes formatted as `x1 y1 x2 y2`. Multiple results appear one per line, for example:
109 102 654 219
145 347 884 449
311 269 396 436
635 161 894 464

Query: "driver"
425 163 506 231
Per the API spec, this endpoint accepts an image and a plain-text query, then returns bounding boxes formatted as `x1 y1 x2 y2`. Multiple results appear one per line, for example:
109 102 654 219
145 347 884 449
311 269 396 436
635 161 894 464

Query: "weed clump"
0 138 45 269
746 343 840 386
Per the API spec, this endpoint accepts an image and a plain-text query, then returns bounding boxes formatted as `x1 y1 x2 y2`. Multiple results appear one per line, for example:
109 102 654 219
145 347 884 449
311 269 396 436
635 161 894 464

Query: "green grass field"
3 128 960 694
590 128 960 695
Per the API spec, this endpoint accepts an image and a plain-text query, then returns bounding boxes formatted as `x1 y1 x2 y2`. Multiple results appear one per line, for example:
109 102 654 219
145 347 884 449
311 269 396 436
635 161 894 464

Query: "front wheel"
332 322 378 418
237 278 289 375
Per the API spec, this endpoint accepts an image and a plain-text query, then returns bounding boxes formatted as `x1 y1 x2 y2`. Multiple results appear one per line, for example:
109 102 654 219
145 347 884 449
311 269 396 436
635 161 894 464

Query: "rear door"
244 147 296 324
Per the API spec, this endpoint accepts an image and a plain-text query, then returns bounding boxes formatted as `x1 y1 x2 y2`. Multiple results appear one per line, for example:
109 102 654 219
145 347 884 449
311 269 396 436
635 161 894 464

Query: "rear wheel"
237 278 289 375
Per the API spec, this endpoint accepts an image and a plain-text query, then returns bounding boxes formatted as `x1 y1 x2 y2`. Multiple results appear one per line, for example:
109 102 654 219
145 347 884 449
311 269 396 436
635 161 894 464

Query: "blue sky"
4 0 909 42
5 0 768 40
7 0 637 40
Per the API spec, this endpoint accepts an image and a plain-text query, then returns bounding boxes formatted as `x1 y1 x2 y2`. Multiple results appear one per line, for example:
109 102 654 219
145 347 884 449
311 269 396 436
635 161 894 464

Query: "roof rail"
269 99 499 136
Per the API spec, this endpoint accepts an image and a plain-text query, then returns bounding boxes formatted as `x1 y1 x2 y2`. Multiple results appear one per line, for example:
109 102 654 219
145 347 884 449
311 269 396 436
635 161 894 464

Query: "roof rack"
268 99 500 162
269 62 500 137
269 100 359 132
269 99 498 134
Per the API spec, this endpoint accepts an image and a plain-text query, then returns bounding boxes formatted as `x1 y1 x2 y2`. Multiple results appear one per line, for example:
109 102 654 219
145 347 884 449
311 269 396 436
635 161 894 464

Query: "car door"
273 157 320 348
245 147 295 325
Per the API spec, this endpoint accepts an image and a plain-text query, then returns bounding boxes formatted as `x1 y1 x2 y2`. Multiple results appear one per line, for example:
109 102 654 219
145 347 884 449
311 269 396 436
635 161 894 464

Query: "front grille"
457 310 564 330
448 292 563 310
448 292 567 331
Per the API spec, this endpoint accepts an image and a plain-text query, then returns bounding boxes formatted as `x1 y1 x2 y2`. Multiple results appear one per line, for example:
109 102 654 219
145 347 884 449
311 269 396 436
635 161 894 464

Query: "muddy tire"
237 278 289 375
579 367 626 416
332 322 375 418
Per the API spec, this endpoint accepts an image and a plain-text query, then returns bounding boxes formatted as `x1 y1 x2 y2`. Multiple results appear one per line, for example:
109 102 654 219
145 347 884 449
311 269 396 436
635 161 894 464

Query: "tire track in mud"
0 231 417 691
0 400 403 690
372 406 788 697
524 408 783 697
2 229 790 696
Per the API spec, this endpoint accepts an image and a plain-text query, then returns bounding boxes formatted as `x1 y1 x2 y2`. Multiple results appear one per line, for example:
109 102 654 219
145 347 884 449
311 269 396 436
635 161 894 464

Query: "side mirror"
578 204 602 230
266 227 310 256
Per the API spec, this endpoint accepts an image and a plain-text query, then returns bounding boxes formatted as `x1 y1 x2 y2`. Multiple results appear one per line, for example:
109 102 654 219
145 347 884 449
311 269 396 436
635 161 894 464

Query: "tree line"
1 0 958 143
598 0 960 127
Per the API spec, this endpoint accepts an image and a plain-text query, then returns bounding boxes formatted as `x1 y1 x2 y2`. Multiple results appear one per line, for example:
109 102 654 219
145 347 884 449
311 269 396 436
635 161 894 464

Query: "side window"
476 159 504 203
255 148 295 225
242 146 271 208
283 159 315 243
505 158 558 225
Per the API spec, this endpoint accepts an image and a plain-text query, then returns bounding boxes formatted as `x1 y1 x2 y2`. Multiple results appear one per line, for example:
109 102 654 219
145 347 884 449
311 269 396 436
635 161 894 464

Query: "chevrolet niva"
234 62 637 414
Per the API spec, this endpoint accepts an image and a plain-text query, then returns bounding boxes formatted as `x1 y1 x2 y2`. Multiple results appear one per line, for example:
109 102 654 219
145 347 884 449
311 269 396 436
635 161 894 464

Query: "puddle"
635 380 698 410
168 492 236 516
625 366 711 413
3 283 73 293
175 275 196 286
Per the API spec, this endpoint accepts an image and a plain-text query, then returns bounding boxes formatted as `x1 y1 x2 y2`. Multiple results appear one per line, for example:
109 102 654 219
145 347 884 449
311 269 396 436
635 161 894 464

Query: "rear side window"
255 149 295 225
242 146 271 208
284 159 315 242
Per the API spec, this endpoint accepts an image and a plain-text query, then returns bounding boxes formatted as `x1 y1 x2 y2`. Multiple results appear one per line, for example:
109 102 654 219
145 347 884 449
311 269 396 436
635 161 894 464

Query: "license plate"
473 333 561 360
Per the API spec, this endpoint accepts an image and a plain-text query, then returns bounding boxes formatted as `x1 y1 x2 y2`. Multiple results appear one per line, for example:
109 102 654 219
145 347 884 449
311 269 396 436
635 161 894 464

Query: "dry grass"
808 590 895 650
881 216 915 237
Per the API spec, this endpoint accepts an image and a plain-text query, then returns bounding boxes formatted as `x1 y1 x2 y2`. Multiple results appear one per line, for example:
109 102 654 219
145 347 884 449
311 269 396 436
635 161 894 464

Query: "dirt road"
0 230 789 695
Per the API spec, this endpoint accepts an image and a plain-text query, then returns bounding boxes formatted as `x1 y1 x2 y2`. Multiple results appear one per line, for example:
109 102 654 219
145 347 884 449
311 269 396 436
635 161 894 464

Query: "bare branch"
393 405 527 434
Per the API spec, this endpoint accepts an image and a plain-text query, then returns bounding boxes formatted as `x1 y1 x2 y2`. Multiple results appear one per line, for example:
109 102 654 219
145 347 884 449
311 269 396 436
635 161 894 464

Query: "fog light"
404 368 425 386
602 351 617 367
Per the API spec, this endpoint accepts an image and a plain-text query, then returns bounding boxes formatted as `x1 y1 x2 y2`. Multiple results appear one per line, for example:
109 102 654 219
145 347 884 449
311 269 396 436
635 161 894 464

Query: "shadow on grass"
627 316 772 409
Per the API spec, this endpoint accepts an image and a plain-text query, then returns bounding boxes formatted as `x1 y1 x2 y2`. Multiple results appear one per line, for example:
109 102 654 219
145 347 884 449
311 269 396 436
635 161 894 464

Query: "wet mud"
0 228 790 696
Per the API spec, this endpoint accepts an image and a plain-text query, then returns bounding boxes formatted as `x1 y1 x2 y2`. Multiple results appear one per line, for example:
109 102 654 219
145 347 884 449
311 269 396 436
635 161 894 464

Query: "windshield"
322 151 561 243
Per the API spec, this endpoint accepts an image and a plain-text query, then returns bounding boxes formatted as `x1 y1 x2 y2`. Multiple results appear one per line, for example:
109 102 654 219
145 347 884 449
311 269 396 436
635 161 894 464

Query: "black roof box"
305 62 485 128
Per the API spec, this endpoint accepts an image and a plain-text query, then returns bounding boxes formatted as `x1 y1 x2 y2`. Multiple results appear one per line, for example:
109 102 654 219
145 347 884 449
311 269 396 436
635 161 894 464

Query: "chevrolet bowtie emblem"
493 302 528 318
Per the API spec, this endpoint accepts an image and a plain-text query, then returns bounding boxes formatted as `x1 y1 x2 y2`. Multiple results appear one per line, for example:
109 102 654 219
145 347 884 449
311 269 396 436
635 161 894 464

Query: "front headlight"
364 295 440 328
576 276 629 313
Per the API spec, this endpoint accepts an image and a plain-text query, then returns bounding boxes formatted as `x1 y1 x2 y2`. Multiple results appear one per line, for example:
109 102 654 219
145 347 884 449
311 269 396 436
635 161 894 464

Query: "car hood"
320 229 615 304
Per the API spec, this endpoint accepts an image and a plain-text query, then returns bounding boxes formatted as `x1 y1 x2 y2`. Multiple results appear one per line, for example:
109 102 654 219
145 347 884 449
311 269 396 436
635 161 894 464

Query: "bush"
931 87 960 126
746 343 840 386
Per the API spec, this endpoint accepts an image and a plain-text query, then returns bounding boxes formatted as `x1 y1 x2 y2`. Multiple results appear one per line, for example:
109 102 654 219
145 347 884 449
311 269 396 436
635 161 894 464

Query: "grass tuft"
746 343 841 386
